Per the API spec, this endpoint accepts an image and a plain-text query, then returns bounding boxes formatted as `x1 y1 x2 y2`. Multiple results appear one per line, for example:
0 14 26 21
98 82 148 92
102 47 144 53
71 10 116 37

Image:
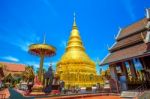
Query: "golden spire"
73 12 77 29
57 13 95 66
66 13 85 51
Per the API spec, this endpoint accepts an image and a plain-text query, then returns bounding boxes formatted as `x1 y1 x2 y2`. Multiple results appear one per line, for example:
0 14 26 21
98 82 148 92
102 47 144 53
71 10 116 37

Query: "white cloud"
0 32 40 52
41 0 58 17
121 0 136 21
14 41 33 52
10 33 40 52
2 56 19 62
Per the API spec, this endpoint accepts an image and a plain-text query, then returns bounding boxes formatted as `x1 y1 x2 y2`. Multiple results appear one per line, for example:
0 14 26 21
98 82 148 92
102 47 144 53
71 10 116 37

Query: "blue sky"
0 0 150 74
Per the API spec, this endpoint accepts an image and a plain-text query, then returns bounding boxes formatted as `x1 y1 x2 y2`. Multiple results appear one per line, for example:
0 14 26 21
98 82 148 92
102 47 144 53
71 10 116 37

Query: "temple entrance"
139 55 150 89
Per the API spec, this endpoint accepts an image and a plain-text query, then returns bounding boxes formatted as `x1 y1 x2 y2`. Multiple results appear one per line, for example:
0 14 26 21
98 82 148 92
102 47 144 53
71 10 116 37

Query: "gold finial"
74 12 76 21
73 12 77 28
43 33 46 44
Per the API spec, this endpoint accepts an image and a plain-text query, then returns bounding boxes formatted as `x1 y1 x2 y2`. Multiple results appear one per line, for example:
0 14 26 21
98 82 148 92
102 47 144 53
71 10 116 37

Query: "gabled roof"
101 14 150 65
116 18 148 40
0 62 26 72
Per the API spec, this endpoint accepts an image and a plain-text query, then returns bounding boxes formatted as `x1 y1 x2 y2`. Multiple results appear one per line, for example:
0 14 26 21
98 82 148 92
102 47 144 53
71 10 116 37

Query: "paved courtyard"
77 96 124 99
36 94 124 99
0 88 133 99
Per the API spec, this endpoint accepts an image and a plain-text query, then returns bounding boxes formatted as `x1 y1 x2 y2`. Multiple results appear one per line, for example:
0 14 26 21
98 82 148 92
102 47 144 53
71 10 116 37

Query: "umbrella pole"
39 55 44 82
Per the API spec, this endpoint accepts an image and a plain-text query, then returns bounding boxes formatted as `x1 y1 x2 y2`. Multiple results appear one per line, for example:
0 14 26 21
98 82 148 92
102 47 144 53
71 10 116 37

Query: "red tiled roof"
0 62 26 72
101 43 148 65
117 18 148 40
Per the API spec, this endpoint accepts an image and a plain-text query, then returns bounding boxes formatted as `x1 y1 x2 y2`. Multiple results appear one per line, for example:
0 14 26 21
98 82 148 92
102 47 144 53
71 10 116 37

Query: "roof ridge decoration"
145 31 150 43
146 21 150 29
142 21 150 43
100 53 110 66
146 8 150 19
109 42 117 51
115 27 122 40
141 31 150 43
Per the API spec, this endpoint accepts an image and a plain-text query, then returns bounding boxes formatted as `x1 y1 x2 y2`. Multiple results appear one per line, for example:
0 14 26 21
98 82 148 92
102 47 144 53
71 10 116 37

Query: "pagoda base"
29 84 45 96
29 92 45 96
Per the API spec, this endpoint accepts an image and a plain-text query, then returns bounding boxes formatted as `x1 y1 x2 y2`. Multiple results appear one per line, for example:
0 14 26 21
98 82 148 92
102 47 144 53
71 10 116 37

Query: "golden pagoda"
56 14 102 87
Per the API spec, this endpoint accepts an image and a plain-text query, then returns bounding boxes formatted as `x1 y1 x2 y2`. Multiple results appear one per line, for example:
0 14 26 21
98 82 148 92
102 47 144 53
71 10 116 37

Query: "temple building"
56 15 102 87
100 9 150 90
0 62 25 85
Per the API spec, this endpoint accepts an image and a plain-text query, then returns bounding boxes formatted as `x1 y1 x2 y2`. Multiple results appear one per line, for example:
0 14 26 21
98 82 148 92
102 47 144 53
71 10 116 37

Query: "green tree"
22 66 35 83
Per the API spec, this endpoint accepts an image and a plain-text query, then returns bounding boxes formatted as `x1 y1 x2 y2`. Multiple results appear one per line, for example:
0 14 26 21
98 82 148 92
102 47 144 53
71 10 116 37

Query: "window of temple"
116 66 121 73
125 62 130 75
133 58 143 70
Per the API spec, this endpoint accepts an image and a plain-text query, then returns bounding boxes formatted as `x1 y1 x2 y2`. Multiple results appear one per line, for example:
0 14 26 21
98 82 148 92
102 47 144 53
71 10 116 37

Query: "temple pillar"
128 60 137 78
109 64 118 80
120 62 128 78
118 62 128 91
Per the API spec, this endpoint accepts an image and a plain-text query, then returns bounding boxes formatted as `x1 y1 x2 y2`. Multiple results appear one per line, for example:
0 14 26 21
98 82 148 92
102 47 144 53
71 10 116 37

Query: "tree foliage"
22 66 35 82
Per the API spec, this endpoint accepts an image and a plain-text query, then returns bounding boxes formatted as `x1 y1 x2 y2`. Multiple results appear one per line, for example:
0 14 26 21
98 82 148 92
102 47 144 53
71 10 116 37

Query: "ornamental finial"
74 12 76 21
43 33 46 44
73 12 77 28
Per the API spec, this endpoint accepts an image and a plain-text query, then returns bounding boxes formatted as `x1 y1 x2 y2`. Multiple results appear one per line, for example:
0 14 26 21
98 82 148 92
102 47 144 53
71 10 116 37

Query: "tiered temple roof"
100 9 150 66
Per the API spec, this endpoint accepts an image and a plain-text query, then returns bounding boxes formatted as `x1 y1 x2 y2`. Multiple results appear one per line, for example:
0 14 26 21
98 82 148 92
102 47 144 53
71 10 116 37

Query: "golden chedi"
56 14 101 87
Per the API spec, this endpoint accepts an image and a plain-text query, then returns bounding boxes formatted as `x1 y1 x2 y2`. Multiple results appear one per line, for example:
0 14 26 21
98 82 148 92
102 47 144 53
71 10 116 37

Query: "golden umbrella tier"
28 43 56 82
29 44 56 56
